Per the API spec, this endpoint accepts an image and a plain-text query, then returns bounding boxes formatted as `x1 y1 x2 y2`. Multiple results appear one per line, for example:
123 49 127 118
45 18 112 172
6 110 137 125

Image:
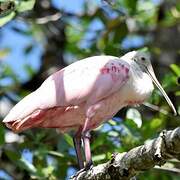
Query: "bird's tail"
3 109 46 133
2 91 45 133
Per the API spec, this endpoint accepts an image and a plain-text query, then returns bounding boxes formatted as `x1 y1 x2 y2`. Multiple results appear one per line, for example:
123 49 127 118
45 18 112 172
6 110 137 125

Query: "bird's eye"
141 57 146 61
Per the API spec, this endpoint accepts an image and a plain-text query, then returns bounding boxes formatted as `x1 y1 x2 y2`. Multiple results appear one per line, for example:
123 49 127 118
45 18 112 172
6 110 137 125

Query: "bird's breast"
121 71 154 105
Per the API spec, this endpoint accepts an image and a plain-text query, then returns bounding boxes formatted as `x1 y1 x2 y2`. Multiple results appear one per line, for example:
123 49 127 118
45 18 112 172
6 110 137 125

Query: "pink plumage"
3 55 130 133
5 51 174 170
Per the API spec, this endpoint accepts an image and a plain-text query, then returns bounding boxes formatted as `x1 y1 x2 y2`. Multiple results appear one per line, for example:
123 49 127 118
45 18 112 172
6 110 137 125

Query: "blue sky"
0 21 42 83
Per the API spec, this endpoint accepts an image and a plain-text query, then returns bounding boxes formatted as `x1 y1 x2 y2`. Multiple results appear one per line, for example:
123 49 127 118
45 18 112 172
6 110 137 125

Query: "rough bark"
71 127 180 180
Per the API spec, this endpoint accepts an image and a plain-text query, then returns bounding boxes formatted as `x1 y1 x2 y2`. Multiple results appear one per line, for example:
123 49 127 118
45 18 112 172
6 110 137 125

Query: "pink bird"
3 51 176 170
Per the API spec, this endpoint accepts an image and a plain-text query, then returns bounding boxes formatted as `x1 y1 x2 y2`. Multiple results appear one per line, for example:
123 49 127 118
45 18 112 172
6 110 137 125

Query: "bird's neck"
124 62 154 104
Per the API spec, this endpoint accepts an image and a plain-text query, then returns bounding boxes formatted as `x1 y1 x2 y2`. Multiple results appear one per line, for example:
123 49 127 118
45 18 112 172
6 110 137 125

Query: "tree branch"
71 127 180 180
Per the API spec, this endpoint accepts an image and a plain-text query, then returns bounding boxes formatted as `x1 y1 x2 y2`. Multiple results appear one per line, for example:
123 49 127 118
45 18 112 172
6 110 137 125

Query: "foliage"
0 0 180 179
0 0 35 26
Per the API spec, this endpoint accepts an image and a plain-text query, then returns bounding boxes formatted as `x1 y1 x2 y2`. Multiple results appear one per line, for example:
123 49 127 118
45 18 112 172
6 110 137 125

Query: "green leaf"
113 22 128 43
63 133 73 147
0 11 15 27
0 123 5 145
170 64 180 76
124 0 138 15
175 91 180 96
126 108 142 128
48 150 65 158
19 158 37 173
92 154 106 162
17 0 35 12
108 130 119 137
91 133 108 150
5 149 21 161
139 47 149 53
0 48 11 58
41 166 54 177
97 38 105 51
150 118 162 129
108 119 117 126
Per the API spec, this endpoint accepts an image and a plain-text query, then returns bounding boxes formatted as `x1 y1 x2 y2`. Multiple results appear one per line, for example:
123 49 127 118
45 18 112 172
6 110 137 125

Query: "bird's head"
122 50 177 115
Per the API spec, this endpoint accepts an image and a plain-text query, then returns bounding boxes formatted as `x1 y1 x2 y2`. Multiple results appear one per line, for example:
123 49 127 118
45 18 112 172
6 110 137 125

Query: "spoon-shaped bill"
146 65 177 115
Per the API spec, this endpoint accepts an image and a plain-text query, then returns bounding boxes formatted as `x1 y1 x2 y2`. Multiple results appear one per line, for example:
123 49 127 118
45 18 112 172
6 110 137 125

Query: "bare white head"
122 50 177 115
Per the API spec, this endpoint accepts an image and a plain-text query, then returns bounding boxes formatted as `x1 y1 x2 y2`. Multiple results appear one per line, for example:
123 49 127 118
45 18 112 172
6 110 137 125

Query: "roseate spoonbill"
3 51 177 170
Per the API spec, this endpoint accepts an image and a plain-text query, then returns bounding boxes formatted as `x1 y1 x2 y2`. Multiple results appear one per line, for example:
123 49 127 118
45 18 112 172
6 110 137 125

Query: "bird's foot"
84 159 93 170
70 162 93 179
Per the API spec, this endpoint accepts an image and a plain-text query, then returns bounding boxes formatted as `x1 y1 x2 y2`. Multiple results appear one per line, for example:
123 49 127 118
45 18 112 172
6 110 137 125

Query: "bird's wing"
38 55 130 107
3 56 130 123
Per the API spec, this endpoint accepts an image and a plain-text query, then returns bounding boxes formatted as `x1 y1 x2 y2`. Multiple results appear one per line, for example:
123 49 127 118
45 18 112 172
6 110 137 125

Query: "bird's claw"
85 160 93 170
70 162 93 179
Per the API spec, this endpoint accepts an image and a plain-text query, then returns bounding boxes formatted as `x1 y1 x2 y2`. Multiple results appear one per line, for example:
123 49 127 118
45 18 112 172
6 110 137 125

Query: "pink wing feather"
3 55 130 126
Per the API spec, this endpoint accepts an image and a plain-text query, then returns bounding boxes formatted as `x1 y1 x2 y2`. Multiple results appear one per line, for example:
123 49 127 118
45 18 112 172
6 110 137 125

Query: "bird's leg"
81 117 93 169
82 131 93 169
73 128 84 169
71 119 93 179
73 116 92 170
